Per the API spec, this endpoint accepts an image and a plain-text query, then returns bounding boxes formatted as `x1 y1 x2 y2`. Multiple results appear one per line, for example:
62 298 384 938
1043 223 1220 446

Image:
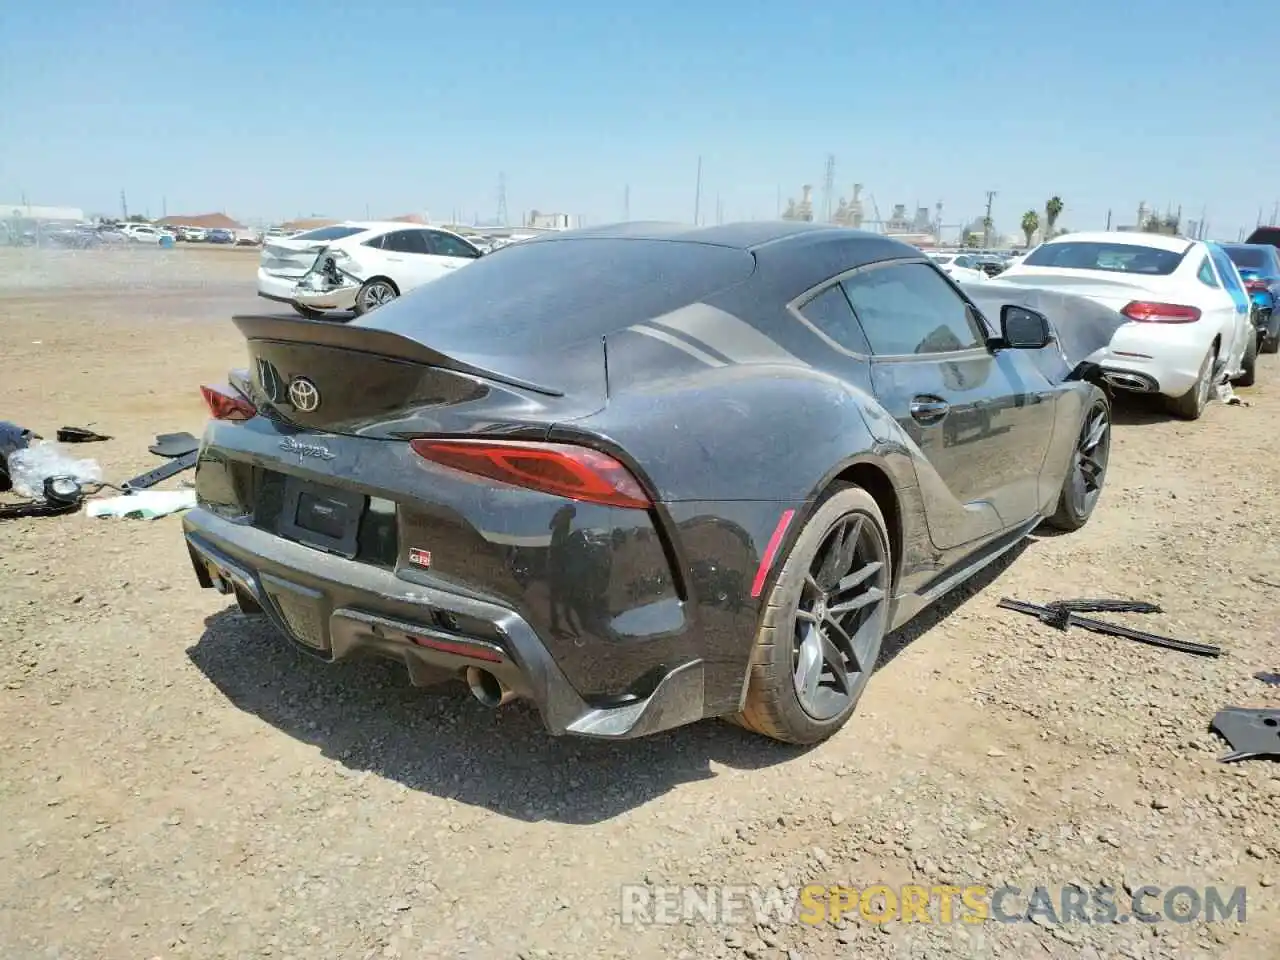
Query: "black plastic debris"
56 426 111 443
1210 708 1280 762
998 597 1222 658
1254 671 1280 687
148 432 199 458
122 450 198 492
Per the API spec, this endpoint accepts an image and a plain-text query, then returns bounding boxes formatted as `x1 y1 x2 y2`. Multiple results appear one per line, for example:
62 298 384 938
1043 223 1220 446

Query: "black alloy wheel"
736 485 892 744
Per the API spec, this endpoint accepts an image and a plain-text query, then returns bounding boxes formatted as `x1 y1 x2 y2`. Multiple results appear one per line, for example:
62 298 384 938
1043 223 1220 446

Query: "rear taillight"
1120 301 1202 324
409 439 651 509
200 384 257 421
1244 279 1269 293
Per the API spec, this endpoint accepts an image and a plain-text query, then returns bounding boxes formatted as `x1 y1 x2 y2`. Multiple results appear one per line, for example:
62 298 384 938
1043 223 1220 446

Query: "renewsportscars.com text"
619 883 1248 926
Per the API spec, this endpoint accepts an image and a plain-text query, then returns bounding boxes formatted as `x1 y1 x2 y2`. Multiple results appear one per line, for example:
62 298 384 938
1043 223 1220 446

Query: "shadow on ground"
1110 392 1185 426
187 544 1027 825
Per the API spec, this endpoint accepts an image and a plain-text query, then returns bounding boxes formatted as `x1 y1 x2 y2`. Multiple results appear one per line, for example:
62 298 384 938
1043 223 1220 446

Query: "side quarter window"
1210 247 1245 300
794 283 871 354
1197 257 1219 288
841 261 986 356
428 231 481 259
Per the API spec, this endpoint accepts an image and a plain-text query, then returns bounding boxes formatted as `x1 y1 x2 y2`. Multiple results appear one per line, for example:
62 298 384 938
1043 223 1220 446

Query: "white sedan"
928 253 987 282
995 231 1255 419
256 221 484 318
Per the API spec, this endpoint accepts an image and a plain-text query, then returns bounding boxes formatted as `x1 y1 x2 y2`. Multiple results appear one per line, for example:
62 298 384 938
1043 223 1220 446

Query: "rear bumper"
1089 323 1219 398
182 508 707 739
256 267 359 312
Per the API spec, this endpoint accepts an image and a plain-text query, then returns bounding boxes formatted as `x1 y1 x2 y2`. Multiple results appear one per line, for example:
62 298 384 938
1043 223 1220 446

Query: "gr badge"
408 548 432 569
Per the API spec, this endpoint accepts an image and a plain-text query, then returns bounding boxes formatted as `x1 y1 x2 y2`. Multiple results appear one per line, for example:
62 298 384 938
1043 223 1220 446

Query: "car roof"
1043 231 1196 254
518 220 863 251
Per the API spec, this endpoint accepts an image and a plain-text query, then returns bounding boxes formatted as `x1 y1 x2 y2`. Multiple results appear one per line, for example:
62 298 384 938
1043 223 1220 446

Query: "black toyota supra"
184 221 1114 745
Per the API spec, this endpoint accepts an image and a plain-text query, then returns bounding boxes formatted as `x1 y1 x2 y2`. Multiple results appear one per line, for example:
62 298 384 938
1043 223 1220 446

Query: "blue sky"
2 0 1276 239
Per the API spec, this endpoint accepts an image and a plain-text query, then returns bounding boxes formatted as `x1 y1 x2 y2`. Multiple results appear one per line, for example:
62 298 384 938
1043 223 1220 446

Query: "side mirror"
1000 304 1052 349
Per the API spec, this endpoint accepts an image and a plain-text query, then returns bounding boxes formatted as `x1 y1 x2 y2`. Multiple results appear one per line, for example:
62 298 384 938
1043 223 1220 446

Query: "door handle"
909 396 950 423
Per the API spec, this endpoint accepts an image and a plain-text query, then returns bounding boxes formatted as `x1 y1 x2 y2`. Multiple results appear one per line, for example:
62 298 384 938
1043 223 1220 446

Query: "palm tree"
1021 210 1040 249
1045 196 1064 237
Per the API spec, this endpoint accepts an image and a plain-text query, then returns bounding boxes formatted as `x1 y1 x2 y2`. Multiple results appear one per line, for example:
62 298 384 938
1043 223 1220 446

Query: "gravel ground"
0 247 1277 959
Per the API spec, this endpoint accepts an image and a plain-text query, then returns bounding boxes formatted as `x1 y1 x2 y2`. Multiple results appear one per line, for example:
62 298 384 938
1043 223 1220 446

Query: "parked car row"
988 228 1280 419
210 219 1139 748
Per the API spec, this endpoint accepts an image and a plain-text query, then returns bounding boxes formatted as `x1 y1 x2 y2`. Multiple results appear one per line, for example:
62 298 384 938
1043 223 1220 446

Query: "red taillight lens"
409 439 651 509
200 384 257 421
1244 279 1268 293
1120 301 1202 324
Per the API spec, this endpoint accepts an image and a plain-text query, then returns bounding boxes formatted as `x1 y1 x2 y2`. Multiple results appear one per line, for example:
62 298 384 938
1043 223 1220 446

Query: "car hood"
961 280 1129 370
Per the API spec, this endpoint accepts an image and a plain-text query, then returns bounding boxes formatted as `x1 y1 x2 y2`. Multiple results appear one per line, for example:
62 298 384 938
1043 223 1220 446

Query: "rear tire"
1044 388 1111 532
734 485 892 745
353 278 398 316
1167 347 1215 420
1233 331 1258 387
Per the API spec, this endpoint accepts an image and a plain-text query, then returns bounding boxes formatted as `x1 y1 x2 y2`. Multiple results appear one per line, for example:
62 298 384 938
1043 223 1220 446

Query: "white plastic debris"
85 490 197 520
6 441 103 498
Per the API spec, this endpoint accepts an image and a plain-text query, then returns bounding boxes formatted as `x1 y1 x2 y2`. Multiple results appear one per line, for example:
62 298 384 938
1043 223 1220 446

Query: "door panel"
841 262 1058 550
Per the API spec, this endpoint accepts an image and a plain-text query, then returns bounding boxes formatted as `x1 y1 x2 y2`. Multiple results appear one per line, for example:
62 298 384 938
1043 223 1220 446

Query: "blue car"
1223 242 1280 354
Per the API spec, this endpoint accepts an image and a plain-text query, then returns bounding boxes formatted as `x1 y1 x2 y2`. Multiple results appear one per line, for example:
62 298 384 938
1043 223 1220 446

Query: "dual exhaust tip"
465 666 517 708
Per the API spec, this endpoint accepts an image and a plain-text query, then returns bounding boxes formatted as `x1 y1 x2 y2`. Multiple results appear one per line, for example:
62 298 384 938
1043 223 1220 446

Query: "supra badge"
408 548 432 569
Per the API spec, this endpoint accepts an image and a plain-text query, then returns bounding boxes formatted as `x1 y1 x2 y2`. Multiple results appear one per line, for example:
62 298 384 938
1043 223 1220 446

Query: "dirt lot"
1 246 1277 959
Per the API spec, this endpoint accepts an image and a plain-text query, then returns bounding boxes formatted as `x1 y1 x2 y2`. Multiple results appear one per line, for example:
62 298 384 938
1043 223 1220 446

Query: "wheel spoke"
829 586 884 617
803 573 824 597
1083 414 1108 451
819 633 851 694
823 614 862 672
833 561 883 596
795 626 824 704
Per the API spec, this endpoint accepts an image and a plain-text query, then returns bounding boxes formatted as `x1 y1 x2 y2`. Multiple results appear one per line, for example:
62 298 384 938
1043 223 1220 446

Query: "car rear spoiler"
230 313 564 397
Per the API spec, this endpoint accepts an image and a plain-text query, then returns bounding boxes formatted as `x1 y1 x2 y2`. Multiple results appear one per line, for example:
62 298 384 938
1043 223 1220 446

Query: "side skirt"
888 514 1042 632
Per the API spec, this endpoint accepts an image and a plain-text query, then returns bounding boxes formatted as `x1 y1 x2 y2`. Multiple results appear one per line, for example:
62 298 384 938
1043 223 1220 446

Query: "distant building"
526 211 572 230
3 203 84 222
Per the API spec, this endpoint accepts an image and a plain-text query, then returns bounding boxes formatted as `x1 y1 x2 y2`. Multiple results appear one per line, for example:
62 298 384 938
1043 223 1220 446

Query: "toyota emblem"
288 377 321 412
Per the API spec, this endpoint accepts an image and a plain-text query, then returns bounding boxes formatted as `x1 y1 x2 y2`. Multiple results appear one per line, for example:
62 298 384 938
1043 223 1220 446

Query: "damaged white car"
256 222 484 318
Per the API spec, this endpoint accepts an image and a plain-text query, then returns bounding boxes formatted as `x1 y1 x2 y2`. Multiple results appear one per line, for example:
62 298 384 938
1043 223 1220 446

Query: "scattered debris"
998 597 1222 657
56 426 111 443
5 441 103 499
121 450 198 492
1254 671 1280 687
1210 708 1280 762
148 432 199 458
86 489 196 520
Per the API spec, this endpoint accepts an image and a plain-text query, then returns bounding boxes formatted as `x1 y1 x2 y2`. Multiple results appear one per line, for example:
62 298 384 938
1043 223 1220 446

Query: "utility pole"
162 196 167 218
497 173 508 226
716 195 724 226
623 184 630 221
983 190 997 247
821 154 836 223
693 156 702 225
364 203 370 219
1105 209 1112 231
120 189 128 220
1272 200 1279 225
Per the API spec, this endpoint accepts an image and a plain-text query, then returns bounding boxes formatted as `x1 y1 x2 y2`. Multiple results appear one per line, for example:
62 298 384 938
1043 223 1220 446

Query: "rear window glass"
292 225 367 242
1023 241 1185 275
364 238 756 351
1225 246 1269 270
